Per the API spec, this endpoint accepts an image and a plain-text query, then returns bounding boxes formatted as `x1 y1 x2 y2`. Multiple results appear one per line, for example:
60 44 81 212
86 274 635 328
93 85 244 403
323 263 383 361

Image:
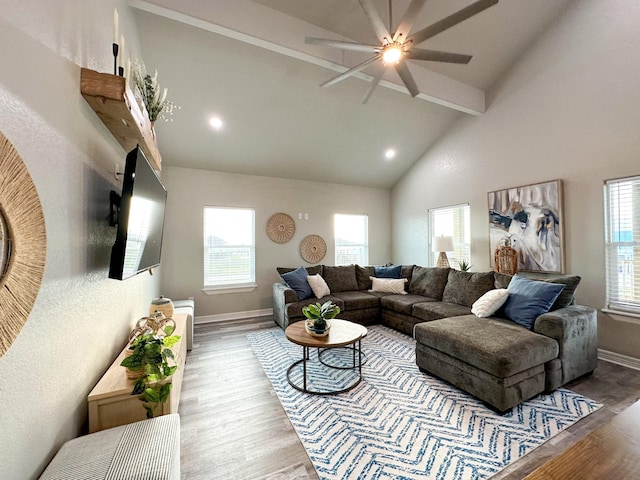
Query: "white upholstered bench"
39 414 180 480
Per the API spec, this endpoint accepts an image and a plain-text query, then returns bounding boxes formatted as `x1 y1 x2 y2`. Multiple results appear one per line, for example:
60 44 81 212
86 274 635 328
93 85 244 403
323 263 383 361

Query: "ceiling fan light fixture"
382 43 404 65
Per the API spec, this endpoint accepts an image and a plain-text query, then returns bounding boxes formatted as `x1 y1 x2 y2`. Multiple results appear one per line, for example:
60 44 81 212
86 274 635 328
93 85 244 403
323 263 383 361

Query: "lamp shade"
432 236 454 253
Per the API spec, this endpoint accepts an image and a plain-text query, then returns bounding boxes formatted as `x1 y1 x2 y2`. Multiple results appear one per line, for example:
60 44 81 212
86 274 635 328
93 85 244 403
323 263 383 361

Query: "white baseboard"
195 308 273 324
598 348 640 371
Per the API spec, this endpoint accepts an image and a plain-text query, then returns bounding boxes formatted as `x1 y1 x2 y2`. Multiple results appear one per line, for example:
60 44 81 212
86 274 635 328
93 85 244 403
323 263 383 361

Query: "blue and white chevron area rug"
247 325 601 480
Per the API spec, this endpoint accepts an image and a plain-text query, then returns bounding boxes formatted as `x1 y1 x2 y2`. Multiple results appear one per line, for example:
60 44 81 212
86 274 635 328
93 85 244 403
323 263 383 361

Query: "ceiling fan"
305 0 498 103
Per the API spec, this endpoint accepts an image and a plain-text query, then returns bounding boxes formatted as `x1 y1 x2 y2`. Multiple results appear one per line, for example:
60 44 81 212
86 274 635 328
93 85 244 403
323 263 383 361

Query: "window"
203 207 255 290
428 204 470 268
604 176 640 315
334 214 368 265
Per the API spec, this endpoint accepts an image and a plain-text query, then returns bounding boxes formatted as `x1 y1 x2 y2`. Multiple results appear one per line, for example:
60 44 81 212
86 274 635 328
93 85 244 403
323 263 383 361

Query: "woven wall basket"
0 131 46 357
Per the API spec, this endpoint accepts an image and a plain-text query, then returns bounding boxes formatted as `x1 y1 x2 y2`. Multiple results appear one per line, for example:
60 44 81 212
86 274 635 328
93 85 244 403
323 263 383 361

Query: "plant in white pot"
302 301 340 337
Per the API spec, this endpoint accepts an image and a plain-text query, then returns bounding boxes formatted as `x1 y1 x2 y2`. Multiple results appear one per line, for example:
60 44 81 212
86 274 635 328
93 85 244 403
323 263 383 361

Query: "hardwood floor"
179 317 640 480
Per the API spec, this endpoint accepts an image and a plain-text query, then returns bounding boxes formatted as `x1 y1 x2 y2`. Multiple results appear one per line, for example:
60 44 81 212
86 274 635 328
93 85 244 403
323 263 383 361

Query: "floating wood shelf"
80 68 162 170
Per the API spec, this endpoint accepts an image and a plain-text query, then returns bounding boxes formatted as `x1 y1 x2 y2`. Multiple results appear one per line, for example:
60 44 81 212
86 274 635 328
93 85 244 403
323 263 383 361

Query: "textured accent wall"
160 166 391 318
0 2 161 478
392 0 640 359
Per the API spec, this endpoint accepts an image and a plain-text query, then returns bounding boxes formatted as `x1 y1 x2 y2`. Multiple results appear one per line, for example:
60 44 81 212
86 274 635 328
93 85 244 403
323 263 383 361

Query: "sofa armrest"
534 305 598 389
272 282 297 329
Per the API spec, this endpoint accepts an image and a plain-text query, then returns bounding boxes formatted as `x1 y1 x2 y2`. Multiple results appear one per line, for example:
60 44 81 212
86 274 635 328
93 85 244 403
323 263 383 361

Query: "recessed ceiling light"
385 148 396 160
209 116 223 130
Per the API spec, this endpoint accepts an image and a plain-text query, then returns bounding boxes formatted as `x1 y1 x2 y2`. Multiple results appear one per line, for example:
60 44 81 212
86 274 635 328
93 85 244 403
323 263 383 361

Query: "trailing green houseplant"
302 300 340 333
120 325 181 418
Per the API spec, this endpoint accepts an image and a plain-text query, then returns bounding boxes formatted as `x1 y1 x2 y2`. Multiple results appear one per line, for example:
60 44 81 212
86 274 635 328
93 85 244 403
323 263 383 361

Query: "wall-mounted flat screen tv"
109 146 167 280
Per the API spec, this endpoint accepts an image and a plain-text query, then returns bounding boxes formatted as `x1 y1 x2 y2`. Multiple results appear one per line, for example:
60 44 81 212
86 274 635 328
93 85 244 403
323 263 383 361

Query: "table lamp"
433 236 454 268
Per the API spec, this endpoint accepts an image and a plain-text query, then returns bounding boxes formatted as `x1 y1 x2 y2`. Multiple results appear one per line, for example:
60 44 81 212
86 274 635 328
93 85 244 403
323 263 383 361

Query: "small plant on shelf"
302 300 340 334
120 325 181 418
132 59 179 123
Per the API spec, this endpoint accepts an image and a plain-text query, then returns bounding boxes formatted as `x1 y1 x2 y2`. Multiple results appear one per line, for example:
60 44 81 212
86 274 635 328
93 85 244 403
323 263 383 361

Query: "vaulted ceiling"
131 0 574 188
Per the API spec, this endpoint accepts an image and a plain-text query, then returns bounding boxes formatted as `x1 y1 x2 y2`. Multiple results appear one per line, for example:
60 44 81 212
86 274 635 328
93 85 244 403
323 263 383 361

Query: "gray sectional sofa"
272 264 598 412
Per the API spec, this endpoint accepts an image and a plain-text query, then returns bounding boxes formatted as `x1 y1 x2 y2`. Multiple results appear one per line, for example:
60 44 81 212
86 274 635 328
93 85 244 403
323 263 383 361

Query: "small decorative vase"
150 295 174 318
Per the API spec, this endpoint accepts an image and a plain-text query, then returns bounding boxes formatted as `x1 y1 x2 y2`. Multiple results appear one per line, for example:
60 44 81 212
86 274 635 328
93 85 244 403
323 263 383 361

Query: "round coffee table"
285 319 367 395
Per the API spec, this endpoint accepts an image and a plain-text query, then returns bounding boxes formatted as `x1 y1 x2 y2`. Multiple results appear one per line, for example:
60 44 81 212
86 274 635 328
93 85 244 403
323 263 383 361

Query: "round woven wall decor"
266 212 295 244
0 131 46 356
300 234 326 263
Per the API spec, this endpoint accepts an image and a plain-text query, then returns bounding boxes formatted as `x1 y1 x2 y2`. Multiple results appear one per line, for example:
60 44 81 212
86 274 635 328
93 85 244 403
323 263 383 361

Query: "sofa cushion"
499 275 565 329
546 276 581 310
374 264 402 278
412 302 472 322
277 265 322 276
307 274 331 298
401 265 415 283
471 289 509 318
332 291 380 311
414 315 559 378
322 265 358 292
370 277 407 294
381 294 436 315
280 266 312 301
408 267 450 300
494 272 513 289
355 265 375 290
441 270 496 308
285 295 345 318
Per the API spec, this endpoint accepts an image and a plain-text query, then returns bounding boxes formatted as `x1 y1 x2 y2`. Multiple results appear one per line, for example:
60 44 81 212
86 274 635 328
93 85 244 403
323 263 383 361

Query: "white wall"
161 166 391 318
0 2 161 478
392 0 640 358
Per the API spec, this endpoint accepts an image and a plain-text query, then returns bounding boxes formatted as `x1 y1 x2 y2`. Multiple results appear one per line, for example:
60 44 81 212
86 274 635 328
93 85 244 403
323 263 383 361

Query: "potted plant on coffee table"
302 300 340 337
120 325 181 418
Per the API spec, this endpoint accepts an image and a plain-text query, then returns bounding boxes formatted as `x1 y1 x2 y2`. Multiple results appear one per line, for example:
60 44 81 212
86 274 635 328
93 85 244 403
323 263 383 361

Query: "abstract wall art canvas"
488 179 564 273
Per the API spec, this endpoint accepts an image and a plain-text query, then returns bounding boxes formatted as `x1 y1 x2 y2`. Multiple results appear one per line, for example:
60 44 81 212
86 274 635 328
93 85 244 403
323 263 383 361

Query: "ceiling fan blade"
362 64 385 104
305 37 379 53
320 55 380 88
358 0 391 43
393 0 427 42
408 48 472 64
407 0 499 47
394 62 420 97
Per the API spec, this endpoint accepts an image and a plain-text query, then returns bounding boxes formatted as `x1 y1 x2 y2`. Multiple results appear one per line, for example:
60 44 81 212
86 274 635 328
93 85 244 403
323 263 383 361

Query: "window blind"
334 214 369 266
604 176 640 314
204 207 255 287
428 204 470 268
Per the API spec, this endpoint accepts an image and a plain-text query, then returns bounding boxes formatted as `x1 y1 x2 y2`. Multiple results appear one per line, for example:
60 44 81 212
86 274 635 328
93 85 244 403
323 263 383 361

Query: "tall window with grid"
203 207 255 289
428 204 470 268
604 176 640 315
334 214 369 265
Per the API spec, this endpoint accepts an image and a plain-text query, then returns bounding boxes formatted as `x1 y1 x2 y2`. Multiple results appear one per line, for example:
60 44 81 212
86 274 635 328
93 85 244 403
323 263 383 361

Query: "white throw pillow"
471 288 509 318
307 274 330 298
369 276 408 295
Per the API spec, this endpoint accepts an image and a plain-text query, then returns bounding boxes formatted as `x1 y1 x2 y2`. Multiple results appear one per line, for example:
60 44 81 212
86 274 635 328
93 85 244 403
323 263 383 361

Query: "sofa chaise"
273 264 597 411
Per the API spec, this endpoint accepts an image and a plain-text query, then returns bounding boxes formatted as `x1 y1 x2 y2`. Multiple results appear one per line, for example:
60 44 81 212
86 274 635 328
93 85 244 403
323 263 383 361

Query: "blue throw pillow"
281 266 312 301
374 265 402 279
499 275 565 329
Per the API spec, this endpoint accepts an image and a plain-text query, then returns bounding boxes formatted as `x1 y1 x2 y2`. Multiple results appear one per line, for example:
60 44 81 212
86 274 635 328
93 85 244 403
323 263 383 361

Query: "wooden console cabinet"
87 313 187 433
